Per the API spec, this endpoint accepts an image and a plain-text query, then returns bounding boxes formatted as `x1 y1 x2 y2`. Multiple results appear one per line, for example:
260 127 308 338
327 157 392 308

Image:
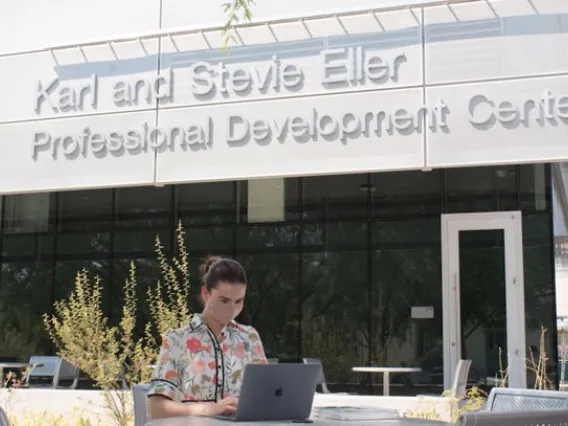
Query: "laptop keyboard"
213 414 237 421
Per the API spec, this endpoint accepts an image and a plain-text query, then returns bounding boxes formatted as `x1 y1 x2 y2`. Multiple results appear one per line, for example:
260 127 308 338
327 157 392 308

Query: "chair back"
450 359 472 399
27 356 59 387
302 358 330 393
459 409 568 426
133 384 151 426
0 406 9 426
486 387 568 412
53 358 80 389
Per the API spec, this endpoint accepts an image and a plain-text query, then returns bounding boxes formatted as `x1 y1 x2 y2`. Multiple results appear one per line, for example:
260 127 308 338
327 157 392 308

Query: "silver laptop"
213 363 321 422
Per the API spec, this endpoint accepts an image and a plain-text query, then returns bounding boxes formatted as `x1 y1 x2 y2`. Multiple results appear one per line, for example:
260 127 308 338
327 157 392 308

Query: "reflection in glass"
54 260 111 311
58 189 113 232
447 166 517 213
302 174 369 221
56 232 111 259
114 229 172 257
371 170 443 218
239 253 299 360
302 222 368 393
236 224 299 360
115 186 172 228
520 164 548 213
2 193 53 234
523 213 556 387
0 164 557 392
178 182 236 226
459 230 507 386
112 257 165 329
372 219 443 395
184 227 234 256
0 262 53 360
2 234 53 261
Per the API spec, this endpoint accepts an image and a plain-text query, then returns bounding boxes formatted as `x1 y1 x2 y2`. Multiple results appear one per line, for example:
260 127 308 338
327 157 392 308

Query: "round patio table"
146 417 449 426
351 366 422 396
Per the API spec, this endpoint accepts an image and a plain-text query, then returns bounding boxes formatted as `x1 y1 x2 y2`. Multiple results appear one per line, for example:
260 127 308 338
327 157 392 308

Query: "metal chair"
485 387 568 412
302 358 332 393
418 359 472 399
302 358 351 395
0 406 10 426
133 384 151 426
24 356 80 389
459 409 568 426
24 356 60 388
52 358 80 389
449 359 472 399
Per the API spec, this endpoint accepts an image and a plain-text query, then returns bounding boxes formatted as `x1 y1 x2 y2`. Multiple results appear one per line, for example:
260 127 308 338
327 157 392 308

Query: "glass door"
441 212 527 390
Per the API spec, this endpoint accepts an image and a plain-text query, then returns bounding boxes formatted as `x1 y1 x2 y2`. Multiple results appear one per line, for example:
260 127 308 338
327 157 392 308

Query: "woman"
147 256 268 419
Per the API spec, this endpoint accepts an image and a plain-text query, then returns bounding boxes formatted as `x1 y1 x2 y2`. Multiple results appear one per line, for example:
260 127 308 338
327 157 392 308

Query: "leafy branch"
222 0 255 46
42 223 193 426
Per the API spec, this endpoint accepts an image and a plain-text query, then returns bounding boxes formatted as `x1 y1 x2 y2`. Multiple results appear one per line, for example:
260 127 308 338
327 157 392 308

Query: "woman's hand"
213 396 238 416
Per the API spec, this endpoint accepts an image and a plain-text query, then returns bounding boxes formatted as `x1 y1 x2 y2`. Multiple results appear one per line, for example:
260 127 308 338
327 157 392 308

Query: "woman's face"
202 281 247 325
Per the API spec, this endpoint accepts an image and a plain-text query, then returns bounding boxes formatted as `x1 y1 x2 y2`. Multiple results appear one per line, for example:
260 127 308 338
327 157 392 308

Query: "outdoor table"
351 367 422 396
0 362 32 388
146 417 450 426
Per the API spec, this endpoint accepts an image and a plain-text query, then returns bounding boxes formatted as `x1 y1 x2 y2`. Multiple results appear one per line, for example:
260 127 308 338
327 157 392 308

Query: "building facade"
0 0 566 393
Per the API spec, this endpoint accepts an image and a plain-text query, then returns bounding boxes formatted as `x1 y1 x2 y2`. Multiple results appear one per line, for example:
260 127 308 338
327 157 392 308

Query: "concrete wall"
0 0 567 194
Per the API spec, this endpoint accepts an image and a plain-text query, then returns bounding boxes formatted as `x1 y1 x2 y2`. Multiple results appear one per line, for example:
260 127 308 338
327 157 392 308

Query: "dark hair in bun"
198 255 247 291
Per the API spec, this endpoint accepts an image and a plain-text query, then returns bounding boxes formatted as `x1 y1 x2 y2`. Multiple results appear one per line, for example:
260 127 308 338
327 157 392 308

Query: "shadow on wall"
52 11 568 81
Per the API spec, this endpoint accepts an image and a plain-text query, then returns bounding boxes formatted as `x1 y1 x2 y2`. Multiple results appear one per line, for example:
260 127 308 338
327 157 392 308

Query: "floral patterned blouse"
148 314 268 402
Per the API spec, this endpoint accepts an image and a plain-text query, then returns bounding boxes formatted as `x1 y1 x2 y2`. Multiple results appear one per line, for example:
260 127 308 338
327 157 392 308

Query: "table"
0 362 31 388
351 367 422 396
146 417 450 426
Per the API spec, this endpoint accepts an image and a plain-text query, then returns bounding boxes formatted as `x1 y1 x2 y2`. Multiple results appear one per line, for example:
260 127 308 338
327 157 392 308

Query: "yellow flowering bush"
42 223 193 426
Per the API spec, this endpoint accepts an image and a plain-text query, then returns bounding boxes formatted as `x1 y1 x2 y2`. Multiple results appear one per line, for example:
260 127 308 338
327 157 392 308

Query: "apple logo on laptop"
274 387 283 397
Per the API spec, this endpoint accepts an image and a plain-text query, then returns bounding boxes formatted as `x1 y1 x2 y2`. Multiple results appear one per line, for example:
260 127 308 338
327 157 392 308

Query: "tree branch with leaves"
43 223 193 426
222 0 255 45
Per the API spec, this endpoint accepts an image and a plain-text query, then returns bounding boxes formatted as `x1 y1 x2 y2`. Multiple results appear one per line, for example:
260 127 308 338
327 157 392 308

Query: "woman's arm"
148 396 238 419
148 396 216 418
146 331 187 417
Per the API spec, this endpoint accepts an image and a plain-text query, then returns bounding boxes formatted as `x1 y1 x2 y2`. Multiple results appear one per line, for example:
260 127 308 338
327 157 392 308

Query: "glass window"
58 189 113 232
238 178 299 224
301 222 368 393
184 227 234 257
56 232 111 259
111 257 162 328
115 186 172 228
0 261 54 360
114 228 172 257
111 223 173 326
302 174 369 221
520 164 549 213
446 166 518 213
178 181 236 226
236 224 300 360
2 193 54 234
523 213 557 387
371 170 442 218
54 231 112 318
457 229 507 382
372 219 443 393
2 234 54 261
54 259 111 312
